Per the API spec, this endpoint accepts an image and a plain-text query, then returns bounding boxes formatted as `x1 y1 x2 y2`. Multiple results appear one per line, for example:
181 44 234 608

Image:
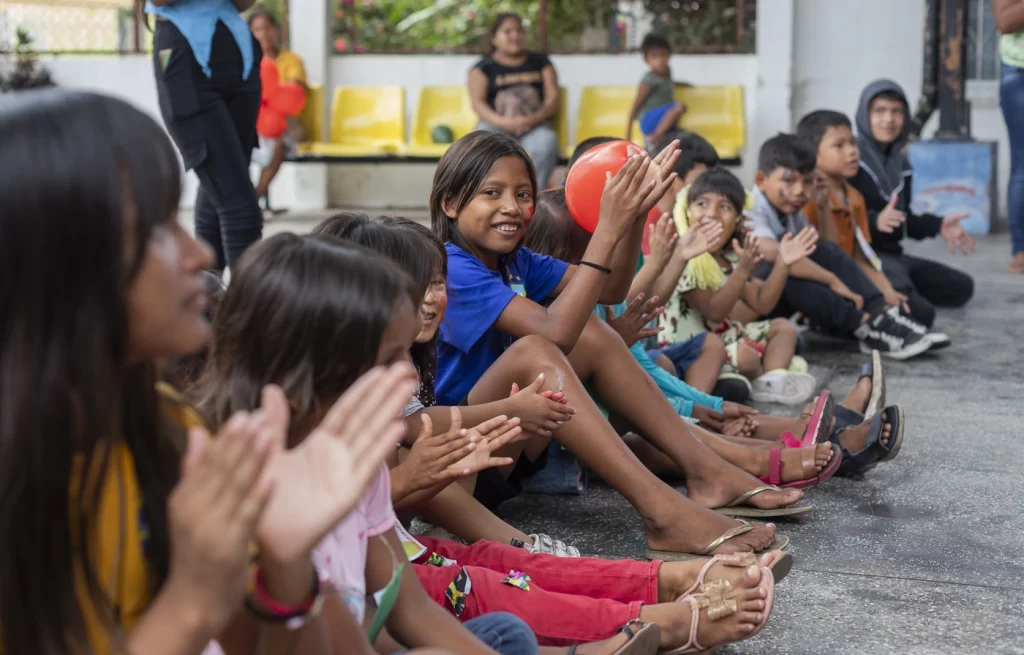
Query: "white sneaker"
752 371 817 405
526 533 581 558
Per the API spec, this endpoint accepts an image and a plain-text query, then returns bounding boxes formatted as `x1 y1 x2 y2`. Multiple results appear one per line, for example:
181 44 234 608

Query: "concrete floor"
189 208 1024 654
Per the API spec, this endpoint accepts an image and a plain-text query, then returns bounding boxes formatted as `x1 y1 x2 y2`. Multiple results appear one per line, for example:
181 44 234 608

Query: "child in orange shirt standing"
796 110 945 351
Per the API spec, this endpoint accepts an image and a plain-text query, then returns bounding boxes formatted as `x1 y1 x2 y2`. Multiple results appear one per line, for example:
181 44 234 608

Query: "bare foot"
841 375 872 414
641 566 769 652
731 442 833 483
1011 252 1024 273
685 458 805 513
643 495 778 557
837 416 892 453
657 551 785 603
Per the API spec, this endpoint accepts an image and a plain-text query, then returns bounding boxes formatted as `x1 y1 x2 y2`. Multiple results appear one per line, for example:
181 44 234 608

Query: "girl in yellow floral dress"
658 167 820 405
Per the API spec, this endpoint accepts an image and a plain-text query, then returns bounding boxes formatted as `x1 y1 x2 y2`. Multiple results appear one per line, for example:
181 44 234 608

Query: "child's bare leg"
469 334 777 556
842 376 873 414
568 317 803 510
655 353 676 376
761 318 798 372
420 480 531 547
750 414 808 441
735 342 764 380
649 102 685 141
683 333 728 393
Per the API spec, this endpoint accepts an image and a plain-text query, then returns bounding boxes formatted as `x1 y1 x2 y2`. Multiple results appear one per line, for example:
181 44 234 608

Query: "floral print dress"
657 248 772 374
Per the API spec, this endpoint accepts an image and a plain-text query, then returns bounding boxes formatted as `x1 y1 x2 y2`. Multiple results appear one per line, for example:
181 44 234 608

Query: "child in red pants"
410 535 785 650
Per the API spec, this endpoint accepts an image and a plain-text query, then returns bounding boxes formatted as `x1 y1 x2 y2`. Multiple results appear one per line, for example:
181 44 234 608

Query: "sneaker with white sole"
856 312 931 360
885 306 951 350
526 533 580 558
752 370 817 405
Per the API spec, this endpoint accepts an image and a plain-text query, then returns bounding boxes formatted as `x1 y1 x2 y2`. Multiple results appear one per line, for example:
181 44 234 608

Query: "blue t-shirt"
436 244 569 406
146 0 254 79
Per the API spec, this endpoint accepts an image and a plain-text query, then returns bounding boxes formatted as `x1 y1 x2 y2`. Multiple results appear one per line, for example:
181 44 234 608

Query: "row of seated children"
164 128 902 653
9 88 957 655
179 110 944 654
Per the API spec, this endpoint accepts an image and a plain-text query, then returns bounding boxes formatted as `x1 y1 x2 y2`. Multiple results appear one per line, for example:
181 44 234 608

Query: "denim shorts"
647 332 708 376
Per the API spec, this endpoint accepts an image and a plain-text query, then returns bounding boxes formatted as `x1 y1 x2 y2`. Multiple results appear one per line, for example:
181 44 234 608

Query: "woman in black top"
468 13 560 188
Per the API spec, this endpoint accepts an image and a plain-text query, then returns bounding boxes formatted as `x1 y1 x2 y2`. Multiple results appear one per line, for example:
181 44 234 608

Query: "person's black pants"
153 20 262 272
878 251 974 328
754 240 886 336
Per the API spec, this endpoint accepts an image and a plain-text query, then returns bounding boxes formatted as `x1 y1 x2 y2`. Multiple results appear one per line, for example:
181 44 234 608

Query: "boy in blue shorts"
627 34 689 145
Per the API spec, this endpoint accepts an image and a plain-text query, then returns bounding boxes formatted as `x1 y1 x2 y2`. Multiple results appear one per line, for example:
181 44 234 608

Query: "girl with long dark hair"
0 89 414 655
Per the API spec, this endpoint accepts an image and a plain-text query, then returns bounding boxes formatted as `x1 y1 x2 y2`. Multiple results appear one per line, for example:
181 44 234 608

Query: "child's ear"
754 170 767 188
440 195 455 219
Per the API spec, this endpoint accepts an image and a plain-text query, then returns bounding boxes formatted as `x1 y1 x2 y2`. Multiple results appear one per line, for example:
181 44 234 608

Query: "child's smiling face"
416 271 447 343
448 155 535 267
688 191 739 252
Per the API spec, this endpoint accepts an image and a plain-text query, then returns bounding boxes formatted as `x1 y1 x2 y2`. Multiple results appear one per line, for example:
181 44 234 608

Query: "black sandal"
858 349 885 416
833 405 903 479
568 619 662 655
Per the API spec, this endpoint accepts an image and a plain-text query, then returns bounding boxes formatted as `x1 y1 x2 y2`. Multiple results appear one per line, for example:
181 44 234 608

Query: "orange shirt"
802 181 872 258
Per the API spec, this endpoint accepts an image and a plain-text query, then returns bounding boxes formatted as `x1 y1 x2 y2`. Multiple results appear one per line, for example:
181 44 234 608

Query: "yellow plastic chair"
676 85 746 160
573 87 646 155
307 86 405 158
296 84 323 148
407 87 478 158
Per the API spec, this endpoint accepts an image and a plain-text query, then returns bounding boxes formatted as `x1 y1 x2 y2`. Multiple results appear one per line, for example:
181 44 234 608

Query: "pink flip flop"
800 391 835 446
760 442 843 490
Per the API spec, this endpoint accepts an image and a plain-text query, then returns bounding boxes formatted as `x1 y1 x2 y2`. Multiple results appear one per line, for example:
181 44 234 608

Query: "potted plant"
1 28 55 92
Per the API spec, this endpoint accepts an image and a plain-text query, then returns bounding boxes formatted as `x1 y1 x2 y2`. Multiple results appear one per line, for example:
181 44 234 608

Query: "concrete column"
753 0 795 147
275 0 330 210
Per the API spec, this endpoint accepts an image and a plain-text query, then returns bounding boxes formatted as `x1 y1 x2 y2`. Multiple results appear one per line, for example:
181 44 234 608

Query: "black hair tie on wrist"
578 260 612 274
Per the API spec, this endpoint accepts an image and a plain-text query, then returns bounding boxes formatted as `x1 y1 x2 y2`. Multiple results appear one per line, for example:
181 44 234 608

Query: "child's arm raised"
626 82 653 142
993 0 1024 32
739 228 818 315
681 233 760 324
496 152 677 352
628 211 677 300
648 218 723 308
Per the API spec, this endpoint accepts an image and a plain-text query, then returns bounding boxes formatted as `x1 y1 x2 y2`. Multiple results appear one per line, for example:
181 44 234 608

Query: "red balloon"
260 58 280 98
257 108 287 138
268 81 306 116
564 140 646 233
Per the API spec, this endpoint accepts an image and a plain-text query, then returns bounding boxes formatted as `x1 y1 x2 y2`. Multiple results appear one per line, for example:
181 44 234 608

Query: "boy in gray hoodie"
849 79 974 328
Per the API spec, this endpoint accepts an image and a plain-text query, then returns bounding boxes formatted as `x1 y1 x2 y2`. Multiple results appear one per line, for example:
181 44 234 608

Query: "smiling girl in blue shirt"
429 131 802 561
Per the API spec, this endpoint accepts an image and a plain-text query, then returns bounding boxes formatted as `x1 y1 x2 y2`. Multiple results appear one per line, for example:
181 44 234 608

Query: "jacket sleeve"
901 174 943 241
849 168 887 239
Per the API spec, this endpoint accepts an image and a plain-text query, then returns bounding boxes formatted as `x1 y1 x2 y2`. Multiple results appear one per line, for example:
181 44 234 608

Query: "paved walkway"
185 208 1023 653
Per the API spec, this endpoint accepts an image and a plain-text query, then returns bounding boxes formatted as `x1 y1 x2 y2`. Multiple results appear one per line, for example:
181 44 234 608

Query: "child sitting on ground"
747 133 933 360
626 34 689 146
203 231 782 654
796 110 946 351
849 79 974 328
657 167 820 405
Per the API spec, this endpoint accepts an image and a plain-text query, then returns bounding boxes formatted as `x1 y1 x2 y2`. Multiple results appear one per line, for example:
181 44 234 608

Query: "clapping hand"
777 227 818 266
604 293 664 347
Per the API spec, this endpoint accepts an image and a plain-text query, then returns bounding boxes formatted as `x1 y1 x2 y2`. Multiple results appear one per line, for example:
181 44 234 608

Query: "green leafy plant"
1 29 55 92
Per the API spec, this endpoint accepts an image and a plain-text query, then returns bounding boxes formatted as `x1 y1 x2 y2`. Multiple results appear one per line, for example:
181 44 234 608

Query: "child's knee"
735 343 762 377
655 353 677 376
701 333 728 363
769 317 796 340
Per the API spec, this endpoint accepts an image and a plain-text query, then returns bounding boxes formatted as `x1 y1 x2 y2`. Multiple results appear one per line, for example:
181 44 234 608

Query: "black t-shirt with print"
473 53 552 117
